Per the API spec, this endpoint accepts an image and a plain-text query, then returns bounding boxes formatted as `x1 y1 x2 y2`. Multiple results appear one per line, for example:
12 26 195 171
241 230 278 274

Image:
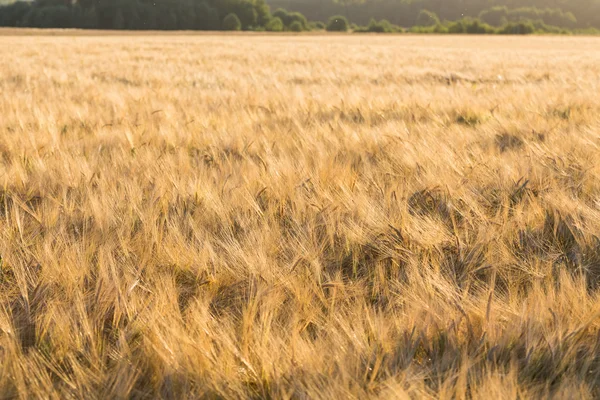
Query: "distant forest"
276 0 600 29
271 0 600 29
1 0 599 31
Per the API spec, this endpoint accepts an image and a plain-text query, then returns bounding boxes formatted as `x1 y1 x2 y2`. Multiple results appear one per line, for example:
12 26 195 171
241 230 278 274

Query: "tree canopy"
0 0 283 30
268 0 600 29
1 0 599 30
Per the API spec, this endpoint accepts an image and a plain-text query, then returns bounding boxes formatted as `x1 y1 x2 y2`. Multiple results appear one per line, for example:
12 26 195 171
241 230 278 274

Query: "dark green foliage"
409 16 541 35
286 11 307 30
499 21 536 35
22 4 75 28
266 0 600 30
43 5 73 27
480 6 577 28
0 0 597 33
112 8 124 29
74 6 98 29
272 8 307 31
446 19 468 34
310 20 325 30
368 18 390 32
254 0 271 26
355 18 400 33
326 14 348 31
265 16 283 31
362 19 385 32
195 2 220 30
432 23 448 33
222 12 241 30
445 18 495 34
289 20 303 31
0 0 279 31
230 1 257 29
0 1 30 27
465 19 495 34
271 8 288 23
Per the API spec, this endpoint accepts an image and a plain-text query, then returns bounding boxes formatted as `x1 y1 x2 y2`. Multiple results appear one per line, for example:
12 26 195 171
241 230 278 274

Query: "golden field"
1 32 600 398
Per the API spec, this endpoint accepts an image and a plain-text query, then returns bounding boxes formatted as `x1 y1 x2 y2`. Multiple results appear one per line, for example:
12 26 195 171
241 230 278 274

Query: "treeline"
1 0 599 33
325 13 599 35
270 0 600 30
0 0 275 30
479 7 576 28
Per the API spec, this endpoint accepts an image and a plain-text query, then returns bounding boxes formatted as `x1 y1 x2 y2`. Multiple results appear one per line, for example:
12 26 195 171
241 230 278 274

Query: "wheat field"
1 32 600 398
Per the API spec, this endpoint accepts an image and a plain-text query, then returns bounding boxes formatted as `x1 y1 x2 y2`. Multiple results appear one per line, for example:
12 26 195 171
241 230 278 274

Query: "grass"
1 32 600 398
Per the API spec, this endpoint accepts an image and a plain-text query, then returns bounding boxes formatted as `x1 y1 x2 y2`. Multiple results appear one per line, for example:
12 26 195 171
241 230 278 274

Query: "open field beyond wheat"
2 33 600 399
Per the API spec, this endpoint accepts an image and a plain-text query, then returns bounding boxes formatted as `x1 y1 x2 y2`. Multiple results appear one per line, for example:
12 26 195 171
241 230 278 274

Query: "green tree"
326 14 348 31
0 1 31 26
289 20 303 31
499 21 536 34
362 18 395 32
271 8 288 22
286 11 307 29
254 0 271 26
232 0 257 29
222 12 241 30
265 16 283 31
310 21 325 30
272 8 307 30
